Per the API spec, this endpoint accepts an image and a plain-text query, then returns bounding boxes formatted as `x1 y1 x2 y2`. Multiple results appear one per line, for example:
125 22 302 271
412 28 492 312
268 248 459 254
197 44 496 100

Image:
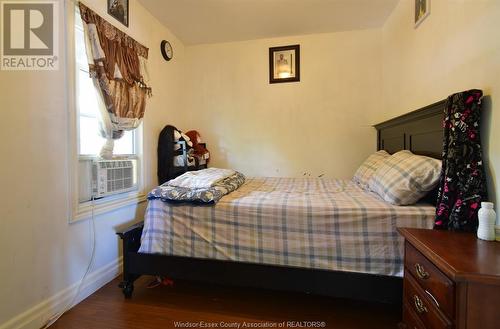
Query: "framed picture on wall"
415 0 430 28
108 0 129 27
269 45 300 84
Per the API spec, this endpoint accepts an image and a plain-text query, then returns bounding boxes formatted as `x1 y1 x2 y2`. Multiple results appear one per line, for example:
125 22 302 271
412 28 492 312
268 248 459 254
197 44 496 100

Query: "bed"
118 99 446 304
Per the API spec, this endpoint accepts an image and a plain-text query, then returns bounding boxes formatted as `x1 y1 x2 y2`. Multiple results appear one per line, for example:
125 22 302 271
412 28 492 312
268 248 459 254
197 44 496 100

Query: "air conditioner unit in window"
92 159 137 198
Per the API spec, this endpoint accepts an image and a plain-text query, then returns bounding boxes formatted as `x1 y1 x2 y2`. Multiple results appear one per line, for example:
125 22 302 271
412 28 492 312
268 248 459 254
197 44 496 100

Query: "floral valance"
78 2 152 158
78 2 150 91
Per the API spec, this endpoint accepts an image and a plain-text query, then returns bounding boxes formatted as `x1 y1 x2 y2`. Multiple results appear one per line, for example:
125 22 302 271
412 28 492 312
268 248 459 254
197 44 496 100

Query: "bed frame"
117 100 446 304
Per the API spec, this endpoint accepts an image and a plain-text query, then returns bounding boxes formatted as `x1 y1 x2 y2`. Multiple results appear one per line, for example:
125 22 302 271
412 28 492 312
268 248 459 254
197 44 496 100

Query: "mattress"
139 177 435 277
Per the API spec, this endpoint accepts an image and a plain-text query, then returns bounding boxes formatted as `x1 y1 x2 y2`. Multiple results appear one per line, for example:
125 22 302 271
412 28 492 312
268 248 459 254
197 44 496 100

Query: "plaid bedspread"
139 177 435 277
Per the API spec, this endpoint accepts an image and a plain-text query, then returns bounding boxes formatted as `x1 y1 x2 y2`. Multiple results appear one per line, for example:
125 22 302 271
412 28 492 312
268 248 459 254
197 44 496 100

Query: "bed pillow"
352 150 390 190
368 150 442 205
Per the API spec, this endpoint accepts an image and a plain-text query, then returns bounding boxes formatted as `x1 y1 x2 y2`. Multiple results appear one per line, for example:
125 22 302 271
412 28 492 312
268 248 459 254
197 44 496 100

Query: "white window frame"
65 2 146 223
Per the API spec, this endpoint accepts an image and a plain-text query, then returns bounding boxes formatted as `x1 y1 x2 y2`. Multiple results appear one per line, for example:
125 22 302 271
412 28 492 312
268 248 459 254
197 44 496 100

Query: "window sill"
71 191 147 223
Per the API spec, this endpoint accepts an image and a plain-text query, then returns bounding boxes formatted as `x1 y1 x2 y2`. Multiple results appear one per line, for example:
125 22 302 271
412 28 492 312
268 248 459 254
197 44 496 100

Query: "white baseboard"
0 257 123 329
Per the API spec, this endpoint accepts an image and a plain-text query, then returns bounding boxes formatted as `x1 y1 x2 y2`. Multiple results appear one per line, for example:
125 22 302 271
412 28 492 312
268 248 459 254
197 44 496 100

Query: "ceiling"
138 0 399 45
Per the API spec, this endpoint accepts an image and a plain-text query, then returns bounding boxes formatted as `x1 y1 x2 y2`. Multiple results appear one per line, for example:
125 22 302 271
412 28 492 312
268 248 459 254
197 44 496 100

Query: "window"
70 7 144 220
74 12 136 157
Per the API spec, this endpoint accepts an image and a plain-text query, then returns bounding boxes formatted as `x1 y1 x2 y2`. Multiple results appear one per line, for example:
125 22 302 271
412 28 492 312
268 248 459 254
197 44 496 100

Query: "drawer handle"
415 263 429 280
425 289 440 308
413 295 428 314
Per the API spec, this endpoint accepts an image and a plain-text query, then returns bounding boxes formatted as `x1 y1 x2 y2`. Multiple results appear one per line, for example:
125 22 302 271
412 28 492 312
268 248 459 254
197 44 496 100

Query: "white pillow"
368 150 441 205
352 150 390 190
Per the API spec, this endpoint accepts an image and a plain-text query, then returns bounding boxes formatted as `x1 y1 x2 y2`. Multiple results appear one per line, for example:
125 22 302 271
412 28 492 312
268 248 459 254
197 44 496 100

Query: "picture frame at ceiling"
107 0 129 27
269 44 300 84
414 0 430 28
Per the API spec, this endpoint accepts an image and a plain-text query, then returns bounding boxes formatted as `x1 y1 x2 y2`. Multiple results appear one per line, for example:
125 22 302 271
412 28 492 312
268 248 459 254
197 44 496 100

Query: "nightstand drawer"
403 302 426 329
404 270 453 329
405 242 455 319
399 228 500 329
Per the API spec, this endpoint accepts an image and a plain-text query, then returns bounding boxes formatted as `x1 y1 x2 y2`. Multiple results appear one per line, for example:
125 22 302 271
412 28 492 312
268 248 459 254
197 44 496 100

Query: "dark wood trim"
269 44 300 84
374 100 446 130
374 99 446 159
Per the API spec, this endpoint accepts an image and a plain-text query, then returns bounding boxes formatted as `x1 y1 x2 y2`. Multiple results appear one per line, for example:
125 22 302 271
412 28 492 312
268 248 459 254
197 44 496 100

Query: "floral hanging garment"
435 89 487 232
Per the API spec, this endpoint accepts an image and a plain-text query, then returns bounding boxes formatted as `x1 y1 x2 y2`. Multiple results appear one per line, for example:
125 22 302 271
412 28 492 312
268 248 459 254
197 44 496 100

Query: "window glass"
75 11 136 157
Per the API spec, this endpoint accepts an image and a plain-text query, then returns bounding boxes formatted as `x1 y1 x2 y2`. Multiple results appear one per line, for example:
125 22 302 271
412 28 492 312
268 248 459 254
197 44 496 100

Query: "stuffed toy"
186 130 210 163
173 129 193 148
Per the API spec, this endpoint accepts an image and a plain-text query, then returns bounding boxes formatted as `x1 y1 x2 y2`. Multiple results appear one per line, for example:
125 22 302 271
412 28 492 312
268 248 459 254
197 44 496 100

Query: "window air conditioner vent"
91 159 137 198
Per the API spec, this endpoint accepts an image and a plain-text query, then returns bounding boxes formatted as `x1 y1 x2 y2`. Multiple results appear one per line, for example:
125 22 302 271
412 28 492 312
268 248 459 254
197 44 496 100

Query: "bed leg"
117 221 144 299
119 272 140 299
118 280 134 298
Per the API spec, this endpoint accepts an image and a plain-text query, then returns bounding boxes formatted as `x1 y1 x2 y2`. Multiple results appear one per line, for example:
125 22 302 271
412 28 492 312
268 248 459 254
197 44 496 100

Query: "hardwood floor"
51 276 401 329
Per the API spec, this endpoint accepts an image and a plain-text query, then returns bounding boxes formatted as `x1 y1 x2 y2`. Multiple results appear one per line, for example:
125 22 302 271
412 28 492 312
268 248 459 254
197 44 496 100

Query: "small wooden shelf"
169 141 208 180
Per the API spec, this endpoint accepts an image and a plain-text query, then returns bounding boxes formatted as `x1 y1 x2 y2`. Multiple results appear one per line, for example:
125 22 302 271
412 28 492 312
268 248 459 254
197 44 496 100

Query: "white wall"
381 0 500 206
183 30 383 178
0 0 185 328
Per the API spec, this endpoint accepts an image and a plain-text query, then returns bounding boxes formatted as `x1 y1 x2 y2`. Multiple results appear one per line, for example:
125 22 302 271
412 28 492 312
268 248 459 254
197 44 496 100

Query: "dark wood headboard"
374 100 446 159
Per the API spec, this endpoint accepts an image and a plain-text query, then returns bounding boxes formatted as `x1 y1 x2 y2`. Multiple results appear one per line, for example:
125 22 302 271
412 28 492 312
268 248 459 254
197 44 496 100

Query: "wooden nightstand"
398 228 500 329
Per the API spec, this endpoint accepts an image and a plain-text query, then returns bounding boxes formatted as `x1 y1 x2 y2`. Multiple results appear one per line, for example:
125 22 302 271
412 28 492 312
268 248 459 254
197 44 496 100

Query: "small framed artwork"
269 44 300 84
108 0 129 27
415 0 430 28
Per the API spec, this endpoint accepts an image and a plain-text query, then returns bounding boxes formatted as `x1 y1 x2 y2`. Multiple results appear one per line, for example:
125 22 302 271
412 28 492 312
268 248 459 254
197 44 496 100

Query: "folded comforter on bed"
168 168 236 188
149 169 245 204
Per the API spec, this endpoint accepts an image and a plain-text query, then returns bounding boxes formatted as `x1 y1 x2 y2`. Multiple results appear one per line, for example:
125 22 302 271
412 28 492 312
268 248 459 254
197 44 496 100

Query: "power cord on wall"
42 196 97 328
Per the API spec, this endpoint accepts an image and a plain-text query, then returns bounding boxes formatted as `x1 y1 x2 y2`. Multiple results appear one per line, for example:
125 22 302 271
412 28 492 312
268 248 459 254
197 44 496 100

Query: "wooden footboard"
116 221 402 304
117 221 144 298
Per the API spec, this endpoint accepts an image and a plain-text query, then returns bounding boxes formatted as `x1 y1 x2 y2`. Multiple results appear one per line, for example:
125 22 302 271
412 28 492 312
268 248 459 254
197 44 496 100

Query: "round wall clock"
160 40 173 61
